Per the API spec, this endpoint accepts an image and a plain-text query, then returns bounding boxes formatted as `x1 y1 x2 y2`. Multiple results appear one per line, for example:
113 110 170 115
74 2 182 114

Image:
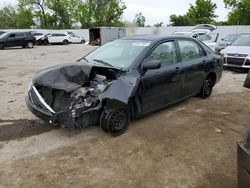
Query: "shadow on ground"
0 119 53 141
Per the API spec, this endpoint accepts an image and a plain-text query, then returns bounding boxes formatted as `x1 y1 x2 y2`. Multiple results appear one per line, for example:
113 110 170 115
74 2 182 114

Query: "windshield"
231 36 250 46
84 40 151 69
199 33 218 43
223 34 240 42
0 33 7 38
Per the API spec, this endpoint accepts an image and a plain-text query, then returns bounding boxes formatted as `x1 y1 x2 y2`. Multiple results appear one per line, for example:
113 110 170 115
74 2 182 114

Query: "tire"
81 40 85 44
200 79 213 99
100 110 109 132
0 43 5 49
44 40 49 45
106 109 130 137
27 41 34 48
63 40 69 45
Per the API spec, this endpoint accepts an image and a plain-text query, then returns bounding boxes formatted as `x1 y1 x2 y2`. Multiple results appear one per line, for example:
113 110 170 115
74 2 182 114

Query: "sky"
0 0 230 25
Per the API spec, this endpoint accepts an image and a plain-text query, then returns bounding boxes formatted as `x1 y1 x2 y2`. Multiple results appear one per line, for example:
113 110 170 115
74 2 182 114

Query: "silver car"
221 35 250 69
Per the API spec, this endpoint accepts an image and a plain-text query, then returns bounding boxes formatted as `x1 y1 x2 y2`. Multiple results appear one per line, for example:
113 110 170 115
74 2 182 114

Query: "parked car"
48 32 85 45
173 30 209 38
199 33 219 51
215 33 250 52
26 35 223 136
238 70 250 188
174 24 217 39
192 24 217 32
31 31 49 45
0 32 35 49
221 35 250 69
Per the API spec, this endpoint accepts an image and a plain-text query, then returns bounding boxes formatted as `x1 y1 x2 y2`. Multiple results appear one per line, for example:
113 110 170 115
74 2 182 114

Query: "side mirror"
141 60 161 70
221 38 224 41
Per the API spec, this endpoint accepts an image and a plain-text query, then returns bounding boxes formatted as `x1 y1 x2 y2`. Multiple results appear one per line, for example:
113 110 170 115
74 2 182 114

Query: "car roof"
121 34 195 42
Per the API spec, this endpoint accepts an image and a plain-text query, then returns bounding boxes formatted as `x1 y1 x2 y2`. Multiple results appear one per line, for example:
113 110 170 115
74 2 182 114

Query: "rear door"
15 32 26 46
141 40 183 113
177 39 208 97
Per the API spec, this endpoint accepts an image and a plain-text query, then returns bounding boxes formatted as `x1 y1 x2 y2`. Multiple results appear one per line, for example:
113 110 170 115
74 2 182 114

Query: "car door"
69 33 80 43
48 34 58 43
15 32 26 46
177 39 207 97
141 40 183 113
5 33 16 47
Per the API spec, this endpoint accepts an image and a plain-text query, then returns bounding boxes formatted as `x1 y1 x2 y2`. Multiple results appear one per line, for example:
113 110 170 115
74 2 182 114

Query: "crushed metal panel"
33 63 92 93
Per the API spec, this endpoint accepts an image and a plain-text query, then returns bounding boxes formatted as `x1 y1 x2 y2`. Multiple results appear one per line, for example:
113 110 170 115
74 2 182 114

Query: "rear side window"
15 33 25 37
146 41 177 67
51 33 66 37
8 33 16 38
178 40 205 61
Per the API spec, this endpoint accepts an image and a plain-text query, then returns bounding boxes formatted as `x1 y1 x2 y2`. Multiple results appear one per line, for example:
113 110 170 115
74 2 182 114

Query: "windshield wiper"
93 59 113 67
77 57 89 62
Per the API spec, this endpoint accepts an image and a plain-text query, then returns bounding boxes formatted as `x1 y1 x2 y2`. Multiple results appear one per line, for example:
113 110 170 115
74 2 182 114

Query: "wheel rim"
204 81 212 96
108 110 128 134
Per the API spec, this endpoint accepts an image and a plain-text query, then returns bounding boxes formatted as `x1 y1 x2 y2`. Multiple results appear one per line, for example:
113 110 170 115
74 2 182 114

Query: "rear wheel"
81 39 85 44
200 79 213 99
63 40 69 45
27 41 34 48
0 43 5 49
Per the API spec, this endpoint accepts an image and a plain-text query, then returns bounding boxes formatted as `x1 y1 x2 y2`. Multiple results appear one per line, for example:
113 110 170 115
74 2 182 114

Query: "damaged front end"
26 63 130 129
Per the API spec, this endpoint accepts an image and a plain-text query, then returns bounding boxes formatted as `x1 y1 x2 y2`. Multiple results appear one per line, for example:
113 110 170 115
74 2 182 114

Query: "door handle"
175 66 181 74
203 60 210 63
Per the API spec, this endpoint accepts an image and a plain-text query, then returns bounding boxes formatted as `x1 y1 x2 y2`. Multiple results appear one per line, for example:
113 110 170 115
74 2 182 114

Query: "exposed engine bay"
35 67 119 113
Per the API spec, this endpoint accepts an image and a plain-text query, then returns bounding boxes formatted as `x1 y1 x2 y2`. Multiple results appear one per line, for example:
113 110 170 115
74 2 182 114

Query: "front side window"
146 41 177 67
178 40 205 61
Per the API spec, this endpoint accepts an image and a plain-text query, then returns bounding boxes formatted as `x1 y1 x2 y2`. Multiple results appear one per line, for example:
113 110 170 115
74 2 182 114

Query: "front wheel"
27 41 34 48
107 109 130 137
200 79 213 99
63 40 69 45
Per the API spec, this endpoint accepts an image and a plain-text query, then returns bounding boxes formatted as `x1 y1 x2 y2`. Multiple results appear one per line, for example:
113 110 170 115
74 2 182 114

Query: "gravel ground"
0 44 249 187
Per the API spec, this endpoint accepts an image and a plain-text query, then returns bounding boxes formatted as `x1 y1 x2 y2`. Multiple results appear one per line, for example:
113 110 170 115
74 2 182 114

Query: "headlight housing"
27 81 33 92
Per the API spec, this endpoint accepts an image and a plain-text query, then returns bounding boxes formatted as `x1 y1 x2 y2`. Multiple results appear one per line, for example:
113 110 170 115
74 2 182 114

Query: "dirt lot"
0 44 249 188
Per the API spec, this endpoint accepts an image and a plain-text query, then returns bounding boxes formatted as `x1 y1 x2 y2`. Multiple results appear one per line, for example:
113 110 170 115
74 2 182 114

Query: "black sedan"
26 35 223 136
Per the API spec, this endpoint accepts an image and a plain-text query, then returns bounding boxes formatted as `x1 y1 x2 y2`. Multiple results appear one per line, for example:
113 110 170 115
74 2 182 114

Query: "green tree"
187 0 218 24
19 0 47 28
134 12 146 27
16 8 34 28
170 14 192 26
0 5 34 29
73 0 126 28
45 0 79 29
154 22 164 28
224 0 250 25
0 6 18 28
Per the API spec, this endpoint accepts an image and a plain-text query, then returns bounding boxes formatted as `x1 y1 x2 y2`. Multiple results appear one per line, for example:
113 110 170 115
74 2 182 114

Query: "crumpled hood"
33 63 92 93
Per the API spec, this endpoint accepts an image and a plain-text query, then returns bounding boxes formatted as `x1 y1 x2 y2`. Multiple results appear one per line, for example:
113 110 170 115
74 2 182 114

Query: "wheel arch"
206 72 216 86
